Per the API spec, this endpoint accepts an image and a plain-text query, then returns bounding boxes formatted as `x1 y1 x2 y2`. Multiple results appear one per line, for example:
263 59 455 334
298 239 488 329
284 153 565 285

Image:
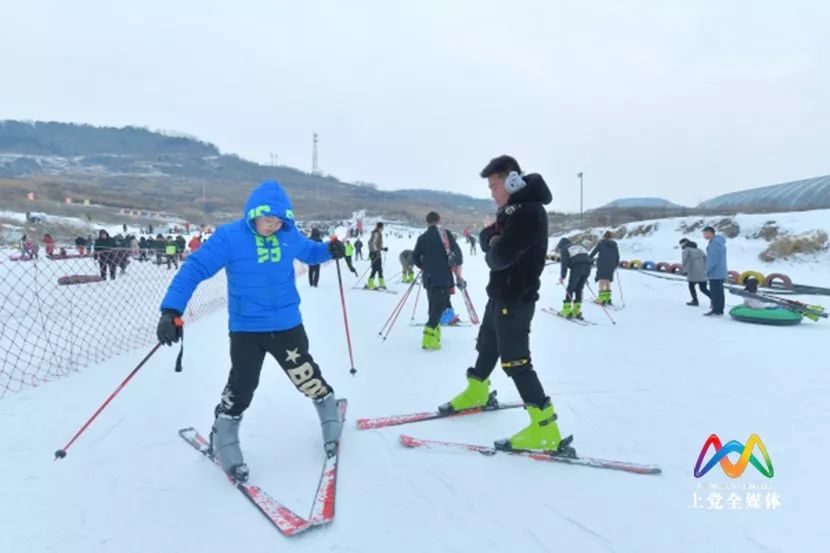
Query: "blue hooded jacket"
160 181 332 332
705 234 727 280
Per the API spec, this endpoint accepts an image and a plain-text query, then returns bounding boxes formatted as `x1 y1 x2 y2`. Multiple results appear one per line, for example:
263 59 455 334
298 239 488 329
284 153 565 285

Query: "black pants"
344 256 357 274
470 299 547 409
166 254 179 270
215 325 333 417
369 252 383 280
709 279 725 314
566 264 591 303
308 265 320 287
98 255 117 280
469 243 476 255
355 250 363 260
426 287 450 328
688 282 711 303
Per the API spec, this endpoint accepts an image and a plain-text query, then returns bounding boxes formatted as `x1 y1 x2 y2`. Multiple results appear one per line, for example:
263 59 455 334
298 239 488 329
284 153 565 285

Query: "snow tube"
629 260 643 270
9 255 34 262
739 270 765 284
58 275 104 286
49 254 92 260
668 263 683 275
727 271 740 284
619 261 630 269
641 261 657 271
763 273 793 290
729 306 802 326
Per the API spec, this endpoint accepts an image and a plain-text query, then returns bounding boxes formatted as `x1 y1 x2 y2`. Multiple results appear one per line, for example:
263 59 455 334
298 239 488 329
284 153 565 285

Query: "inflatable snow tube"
58 275 105 286
763 273 793 290
739 270 765 285
729 305 802 326
619 261 630 269
655 262 671 273
727 271 740 284
641 261 657 271
629 260 643 270
668 263 683 275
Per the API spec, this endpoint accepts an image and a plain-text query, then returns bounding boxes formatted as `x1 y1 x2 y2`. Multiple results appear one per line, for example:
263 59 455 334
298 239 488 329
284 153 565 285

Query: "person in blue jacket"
156 180 346 481
702 225 727 316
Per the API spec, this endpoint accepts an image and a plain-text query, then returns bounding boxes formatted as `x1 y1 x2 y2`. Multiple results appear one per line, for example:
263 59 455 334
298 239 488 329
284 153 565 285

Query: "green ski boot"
573 302 583 320
421 326 441 350
439 374 491 414
496 402 569 453
366 277 376 290
559 300 573 318
379 277 386 289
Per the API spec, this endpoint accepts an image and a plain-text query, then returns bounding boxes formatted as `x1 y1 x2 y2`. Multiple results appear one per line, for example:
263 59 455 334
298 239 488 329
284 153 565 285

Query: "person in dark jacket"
679 238 710 306
94 229 118 280
75 236 87 256
440 155 567 454
589 231 620 305
556 237 592 318
354 238 364 260
175 235 187 261
307 227 323 287
156 180 346 481
412 212 464 350
138 236 149 262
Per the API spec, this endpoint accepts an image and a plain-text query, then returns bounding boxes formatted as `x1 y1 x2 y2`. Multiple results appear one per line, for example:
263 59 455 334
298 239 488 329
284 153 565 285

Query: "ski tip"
399 434 422 448
178 427 197 436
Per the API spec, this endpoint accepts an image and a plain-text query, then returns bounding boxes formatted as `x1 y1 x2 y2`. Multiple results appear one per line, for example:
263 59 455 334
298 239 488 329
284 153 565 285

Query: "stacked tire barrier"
0 249 228 398
616 258 794 290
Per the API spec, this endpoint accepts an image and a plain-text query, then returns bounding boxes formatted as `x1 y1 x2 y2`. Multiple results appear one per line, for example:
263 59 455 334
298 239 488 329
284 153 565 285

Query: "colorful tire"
58 275 105 285
642 261 657 271
739 270 765 285
763 273 793 289
619 261 630 269
727 271 740 284
629 260 643 270
655 262 672 273
668 263 683 274
729 306 802 326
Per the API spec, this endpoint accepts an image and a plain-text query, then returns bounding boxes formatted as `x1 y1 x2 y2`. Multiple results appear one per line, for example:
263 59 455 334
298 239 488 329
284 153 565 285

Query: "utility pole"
577 172 584 228
312 132 320 199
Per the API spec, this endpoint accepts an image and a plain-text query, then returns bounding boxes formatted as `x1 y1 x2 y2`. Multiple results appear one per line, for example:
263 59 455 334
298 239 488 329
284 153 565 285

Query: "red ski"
356 393 523 430
399 434 662 475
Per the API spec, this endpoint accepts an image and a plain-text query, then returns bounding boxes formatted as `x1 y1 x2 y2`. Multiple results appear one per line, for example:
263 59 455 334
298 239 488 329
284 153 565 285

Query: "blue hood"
244 180 296 231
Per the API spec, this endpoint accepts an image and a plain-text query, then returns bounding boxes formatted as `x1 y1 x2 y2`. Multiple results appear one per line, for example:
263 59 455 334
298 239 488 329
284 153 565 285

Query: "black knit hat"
426 211 440 224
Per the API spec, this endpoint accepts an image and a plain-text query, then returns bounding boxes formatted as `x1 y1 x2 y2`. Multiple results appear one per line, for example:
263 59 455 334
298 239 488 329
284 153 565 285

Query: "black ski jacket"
412 225 462 288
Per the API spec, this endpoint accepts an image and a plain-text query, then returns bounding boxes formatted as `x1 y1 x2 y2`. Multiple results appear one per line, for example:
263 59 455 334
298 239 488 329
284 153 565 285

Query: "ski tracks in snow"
542 501 618 553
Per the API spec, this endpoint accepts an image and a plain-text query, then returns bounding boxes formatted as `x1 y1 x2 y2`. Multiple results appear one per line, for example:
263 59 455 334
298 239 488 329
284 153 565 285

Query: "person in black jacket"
556 237 592 319
354 237 363 260
589 231 620 305
308 227 323 287
412 211 463 350
440 155 568 454
94 229 118 280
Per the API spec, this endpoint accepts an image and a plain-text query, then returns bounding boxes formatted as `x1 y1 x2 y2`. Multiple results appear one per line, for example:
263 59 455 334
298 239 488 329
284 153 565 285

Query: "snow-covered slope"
1 229 826 553
554 209 830 285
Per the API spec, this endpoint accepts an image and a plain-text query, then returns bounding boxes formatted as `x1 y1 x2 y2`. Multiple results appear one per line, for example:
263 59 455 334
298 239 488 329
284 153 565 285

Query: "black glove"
456 277 467 290
328 239 346 259
157 309 183 346
382 247 389 252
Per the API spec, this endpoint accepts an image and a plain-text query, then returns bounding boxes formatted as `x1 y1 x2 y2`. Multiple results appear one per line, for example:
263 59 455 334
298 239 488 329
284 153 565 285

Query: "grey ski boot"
210 413 249 482
314 393 343 457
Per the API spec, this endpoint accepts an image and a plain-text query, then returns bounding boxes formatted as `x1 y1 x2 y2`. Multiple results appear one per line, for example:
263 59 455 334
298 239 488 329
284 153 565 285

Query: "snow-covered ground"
0 229 827 553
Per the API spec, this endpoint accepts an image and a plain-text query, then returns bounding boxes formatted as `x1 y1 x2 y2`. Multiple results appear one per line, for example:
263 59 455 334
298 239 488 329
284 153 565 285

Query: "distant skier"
156 180 346 481
440 155 568 454
702 226 727 316
343 240 358 275
679 238 710 306
165 237 179 270
43 233 55 258
354 237 364 261
555 237 592 319
467 234 477 255
412 211 463 350
589 231 619 305
366 222 388 289
308 227 323 287
188 234 202 253
94 229 118 280
399 249 416 284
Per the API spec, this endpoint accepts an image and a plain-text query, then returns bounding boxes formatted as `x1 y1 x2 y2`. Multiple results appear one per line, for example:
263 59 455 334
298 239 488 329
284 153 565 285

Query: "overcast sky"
2 0 828 211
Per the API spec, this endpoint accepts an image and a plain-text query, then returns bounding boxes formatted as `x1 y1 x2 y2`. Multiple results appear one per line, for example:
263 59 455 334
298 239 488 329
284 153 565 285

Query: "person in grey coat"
589 231 620 305
679 238 710 306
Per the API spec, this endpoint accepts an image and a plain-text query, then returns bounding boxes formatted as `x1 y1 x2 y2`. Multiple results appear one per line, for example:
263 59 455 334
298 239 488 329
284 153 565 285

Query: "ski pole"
616 269 626 308
354 264 371 287
380 271 421 340
586 283 616 325
378 273 418 337
410 279 422 321
55 341 163 460
334 257 357 376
